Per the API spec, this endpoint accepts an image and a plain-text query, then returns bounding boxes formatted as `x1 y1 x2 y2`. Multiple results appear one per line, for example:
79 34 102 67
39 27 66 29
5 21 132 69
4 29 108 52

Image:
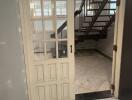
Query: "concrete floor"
75 50 112 94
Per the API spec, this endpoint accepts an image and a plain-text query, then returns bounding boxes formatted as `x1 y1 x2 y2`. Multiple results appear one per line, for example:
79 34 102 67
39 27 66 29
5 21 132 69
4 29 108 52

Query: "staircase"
57 0 116 44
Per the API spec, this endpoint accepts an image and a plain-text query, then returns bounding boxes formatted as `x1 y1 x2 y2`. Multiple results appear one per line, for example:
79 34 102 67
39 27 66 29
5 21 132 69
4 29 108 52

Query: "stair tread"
90 1 116 4
86 15 114 17
75 34 107 41
87 9 116 11
75 29 102 32
84 21 110 23
82 25 106 28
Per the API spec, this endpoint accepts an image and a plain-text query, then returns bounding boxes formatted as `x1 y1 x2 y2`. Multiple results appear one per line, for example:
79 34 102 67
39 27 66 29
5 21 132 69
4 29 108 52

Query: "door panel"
20 0 75 100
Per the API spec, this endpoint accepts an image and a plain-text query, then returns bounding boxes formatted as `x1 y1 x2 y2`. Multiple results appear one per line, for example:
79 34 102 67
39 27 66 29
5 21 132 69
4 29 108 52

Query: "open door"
111 0 119 95
112 0 126 98
19 0 75 100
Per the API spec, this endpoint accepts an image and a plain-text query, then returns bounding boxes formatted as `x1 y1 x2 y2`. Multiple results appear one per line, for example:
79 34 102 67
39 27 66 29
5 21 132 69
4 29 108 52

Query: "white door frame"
19 0 33 99
112 0 126 98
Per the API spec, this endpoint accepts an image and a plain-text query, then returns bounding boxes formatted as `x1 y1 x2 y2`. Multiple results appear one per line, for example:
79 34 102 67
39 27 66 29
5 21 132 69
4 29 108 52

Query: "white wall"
0 0 28 100
97 24 114 57
93 1 114 57
76 24 114 54
76 40 97 50
75 1 97 50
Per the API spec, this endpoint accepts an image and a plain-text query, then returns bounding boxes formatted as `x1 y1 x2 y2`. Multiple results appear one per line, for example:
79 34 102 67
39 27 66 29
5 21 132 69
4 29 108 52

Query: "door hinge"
113 45 117 51
70 45 73 53
110 84 115 91
117 0 120 6
111 84 115 94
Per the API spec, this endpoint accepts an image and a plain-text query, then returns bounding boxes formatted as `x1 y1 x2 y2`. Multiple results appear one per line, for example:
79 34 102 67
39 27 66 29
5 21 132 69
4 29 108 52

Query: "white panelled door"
19 0 75 100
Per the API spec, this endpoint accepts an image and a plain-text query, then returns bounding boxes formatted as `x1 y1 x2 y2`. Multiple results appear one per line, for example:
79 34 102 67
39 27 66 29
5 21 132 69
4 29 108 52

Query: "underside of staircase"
57 0 117 45
75 0 116 44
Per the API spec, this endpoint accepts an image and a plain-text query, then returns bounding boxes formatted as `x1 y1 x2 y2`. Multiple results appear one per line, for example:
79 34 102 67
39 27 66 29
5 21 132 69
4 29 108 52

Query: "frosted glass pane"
46 42 56 59
43 0 52 16
30 1 42 17
58 41 68 58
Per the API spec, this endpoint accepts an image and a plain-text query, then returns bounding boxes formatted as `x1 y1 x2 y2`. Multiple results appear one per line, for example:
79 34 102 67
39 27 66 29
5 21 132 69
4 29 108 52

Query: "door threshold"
76 90 113 100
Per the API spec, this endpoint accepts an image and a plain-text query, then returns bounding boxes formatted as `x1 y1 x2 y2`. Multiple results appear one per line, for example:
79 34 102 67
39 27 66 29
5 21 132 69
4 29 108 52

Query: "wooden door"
112 0 126 97
19 0 75 100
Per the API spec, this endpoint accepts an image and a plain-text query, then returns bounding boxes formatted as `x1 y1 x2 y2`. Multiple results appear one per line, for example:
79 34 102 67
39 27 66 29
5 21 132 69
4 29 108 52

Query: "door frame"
18 0 127 99
112 0 126 98
19 0 34 99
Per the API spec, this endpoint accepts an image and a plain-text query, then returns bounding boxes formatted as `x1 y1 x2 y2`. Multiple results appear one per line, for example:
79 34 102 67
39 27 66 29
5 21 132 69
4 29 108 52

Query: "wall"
95 0 115 58
96 24 114 58
75 22 114 51
76 40 97 50
0 0 28 100
75 1 97 50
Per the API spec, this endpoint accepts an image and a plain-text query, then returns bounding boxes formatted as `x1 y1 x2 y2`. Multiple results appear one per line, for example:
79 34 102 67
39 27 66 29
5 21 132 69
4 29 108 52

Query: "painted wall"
96 24 114 58
76 40 97 50
75 22 115 51
75 1 97 50
0 0 28 100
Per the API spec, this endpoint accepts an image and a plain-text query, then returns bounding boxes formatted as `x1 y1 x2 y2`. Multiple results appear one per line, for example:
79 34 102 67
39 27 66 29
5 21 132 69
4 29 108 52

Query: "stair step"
86 15 114 17
75 29 101 32
82 25 106 28
84 20 110 23
90 1 116 4
93 25 106 27
87 9 116 11
75 34 107 41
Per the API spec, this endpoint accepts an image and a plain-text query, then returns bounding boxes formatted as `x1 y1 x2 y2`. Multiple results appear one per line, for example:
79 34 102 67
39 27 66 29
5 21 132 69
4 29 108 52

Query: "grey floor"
75 50 112 94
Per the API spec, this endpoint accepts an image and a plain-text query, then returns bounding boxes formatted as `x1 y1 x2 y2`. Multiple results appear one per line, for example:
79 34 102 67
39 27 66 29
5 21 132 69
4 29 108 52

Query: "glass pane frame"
30 0 42 17
58 40 68 58
56 0 68 59
45 41 57 59
109 0 117 15
30 0 69 60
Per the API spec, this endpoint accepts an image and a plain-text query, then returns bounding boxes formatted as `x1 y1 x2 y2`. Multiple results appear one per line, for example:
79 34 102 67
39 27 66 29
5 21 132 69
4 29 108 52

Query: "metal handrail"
57 0 86 34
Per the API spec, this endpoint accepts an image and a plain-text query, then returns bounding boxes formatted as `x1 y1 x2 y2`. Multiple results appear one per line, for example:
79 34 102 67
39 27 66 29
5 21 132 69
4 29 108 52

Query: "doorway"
19 0 120 99
75 0 117 95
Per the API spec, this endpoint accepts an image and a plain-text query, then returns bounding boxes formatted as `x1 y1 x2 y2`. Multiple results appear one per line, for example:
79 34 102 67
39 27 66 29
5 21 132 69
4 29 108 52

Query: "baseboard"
95 49 113 61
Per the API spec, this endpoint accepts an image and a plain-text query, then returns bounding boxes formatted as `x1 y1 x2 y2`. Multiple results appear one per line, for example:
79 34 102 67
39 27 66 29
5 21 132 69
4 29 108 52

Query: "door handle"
70 45 73 53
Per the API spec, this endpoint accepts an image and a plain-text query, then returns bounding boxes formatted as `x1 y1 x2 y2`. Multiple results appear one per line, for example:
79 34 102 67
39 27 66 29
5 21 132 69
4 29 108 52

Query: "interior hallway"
75 50 112 94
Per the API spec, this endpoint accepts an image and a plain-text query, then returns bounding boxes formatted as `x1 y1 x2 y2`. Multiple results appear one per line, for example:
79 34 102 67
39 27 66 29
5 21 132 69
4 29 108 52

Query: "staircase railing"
76 0 105 33
57 0 116 40
77 0 116 34
75 0 117 43
87 0 109 33
57 0 86 34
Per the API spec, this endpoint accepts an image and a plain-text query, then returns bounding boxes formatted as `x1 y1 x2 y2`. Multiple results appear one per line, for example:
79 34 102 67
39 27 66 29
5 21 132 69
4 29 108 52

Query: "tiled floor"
75 50 112 94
